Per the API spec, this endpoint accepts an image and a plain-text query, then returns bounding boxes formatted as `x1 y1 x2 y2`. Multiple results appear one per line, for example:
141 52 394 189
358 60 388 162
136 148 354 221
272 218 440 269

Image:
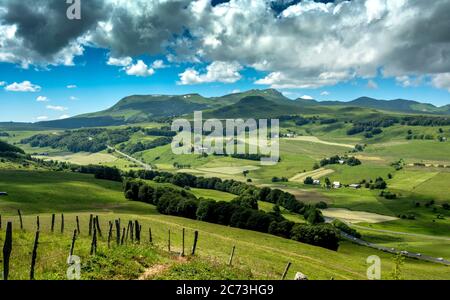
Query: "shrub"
332 220 361 238
315 201 328 209
268 221 295 238
304 176 314 185
303 207 325 225
196 200 217 222
290 224 340 251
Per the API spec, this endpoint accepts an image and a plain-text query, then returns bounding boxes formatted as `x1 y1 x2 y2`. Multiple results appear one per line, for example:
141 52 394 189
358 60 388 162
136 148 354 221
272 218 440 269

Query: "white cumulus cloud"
36 96 49 102
46 105 68 111
36 116 48 121
432 73 450 92
107 56 133 67
178 61 242 85
5 81 41 92
67 85 77 89
125 60 155 77
59 114 70 119
152 60 167 69
300 95 314 100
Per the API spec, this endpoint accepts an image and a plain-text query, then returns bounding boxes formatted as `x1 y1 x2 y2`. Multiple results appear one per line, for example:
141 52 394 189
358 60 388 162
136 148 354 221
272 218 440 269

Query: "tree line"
118 137 173 155
21 128 140 153
123 179 339 250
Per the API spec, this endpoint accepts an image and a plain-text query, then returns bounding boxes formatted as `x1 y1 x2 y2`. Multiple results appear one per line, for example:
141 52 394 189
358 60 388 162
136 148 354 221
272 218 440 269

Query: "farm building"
333 182 341 188
313 179 321 185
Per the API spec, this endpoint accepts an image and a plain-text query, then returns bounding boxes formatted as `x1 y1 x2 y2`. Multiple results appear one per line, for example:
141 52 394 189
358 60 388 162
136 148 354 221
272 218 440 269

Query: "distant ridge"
15 89 449 129
314 96 450 115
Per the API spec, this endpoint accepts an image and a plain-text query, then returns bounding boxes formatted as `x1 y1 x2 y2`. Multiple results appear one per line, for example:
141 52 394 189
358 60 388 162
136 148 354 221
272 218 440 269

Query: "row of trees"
123 179 339 250
21 127 140 153
118 137 172 155
145 127 177 137
76 165 122 182
125 169 329 225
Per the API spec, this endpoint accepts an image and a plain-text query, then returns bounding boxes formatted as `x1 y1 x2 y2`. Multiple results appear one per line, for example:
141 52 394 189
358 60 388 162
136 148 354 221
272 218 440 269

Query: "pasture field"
321 208 398 224
188 188 236 201
365 140 450 165
1 169 448 280
1 213 448 280
284 136 355 148
33 152 120 165
289 168 335 183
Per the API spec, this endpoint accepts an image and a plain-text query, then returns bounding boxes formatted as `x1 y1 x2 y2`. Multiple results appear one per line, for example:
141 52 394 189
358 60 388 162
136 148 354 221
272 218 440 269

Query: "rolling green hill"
318 97 450 115
4 89 449 130
206 96 301 118
0 169 448 280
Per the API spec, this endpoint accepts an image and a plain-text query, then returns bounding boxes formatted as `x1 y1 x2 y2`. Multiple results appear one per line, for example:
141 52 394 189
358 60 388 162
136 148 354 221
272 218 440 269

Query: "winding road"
324 217 450 265
339 231 450 266
107 146 152 170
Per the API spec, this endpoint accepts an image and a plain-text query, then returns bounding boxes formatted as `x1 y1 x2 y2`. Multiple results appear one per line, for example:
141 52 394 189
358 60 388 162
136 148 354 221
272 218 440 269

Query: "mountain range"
3 89 448 129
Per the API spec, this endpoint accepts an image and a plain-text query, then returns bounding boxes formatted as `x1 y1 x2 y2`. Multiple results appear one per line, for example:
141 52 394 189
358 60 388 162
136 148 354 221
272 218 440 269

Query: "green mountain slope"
319 97 450 115
84 94 213 121
206 96 302 118
14 89 448 130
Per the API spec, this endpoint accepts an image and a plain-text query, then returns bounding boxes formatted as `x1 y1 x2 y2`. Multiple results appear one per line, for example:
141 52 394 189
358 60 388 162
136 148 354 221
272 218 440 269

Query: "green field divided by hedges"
0 169 449 280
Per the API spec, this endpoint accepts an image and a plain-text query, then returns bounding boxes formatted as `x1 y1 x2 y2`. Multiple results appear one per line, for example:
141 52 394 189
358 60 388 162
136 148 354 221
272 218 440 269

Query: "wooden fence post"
149 227 153 244
125 221 130 243
228 246 236 266
36 216 40 231
2 222 12 280
107 221 113 248
30 230 40 280
134 220 140 244
61 214 64 234
115 220 120 245
281 262 292 280
90 226 97 255
130 221 134 242
180 228 185 257
95 216 102 238
121 227 125 245
51 214 55 233
0 214 2 230
18 209 23 230
191 231 199 256
76 216 80 235
89 214 93 236
70 229 77 257
168 229 171 252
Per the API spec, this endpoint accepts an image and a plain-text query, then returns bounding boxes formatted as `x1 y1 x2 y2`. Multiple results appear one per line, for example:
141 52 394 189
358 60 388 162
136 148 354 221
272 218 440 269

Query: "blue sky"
1 46 449 122
1 0 450 122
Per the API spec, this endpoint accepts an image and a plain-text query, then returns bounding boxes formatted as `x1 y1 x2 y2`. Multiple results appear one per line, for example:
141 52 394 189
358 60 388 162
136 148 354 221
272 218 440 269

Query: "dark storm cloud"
382 0 450 76
1 0 450 90
2 0 108 57
90 0 193 57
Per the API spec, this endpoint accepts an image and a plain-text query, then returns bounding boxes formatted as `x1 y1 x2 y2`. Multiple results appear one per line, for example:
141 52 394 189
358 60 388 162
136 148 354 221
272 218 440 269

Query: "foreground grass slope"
0 169 448 280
